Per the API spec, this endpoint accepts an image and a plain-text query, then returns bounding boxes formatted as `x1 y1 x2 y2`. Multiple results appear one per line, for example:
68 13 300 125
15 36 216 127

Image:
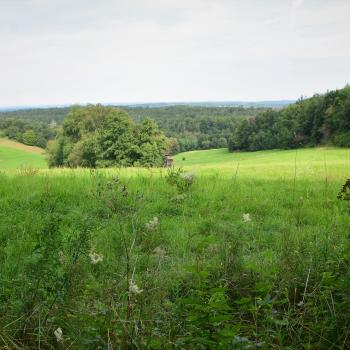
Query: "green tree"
47 105 168 168
136 118 167 166
95 109 137 167
22 130 38 146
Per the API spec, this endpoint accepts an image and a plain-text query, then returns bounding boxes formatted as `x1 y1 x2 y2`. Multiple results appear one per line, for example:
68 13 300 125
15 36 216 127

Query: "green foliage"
165 167 196 194
174 281 238 349
0 117 57 147
1 105 268 153
333 132 350 147
230 85 350 152
127 105 263 152
0 147 350 347
337 178 350 201
22 129 38 146
47 105 167 168
136 118 167 167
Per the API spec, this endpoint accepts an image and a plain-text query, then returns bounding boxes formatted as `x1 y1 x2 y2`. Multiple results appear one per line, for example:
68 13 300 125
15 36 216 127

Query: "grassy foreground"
0 148 349 349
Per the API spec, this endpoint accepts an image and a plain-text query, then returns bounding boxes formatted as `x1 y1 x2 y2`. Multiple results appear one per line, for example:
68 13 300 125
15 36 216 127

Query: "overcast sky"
0 0 349 106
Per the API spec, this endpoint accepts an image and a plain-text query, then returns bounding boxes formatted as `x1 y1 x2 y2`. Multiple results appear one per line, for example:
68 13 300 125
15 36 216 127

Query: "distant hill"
0 100 294 113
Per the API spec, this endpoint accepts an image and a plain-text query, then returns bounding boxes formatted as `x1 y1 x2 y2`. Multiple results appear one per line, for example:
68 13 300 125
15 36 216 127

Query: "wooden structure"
164 154 174 167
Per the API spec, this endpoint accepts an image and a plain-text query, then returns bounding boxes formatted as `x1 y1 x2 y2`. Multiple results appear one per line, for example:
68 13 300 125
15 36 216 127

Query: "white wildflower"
129 280 143 295
54 327 64 342
58 251 65 264
153 246 166 258
180 172 196 183
145 217 159 231
89 251 104 264
206 243 220 254
243 213 251 222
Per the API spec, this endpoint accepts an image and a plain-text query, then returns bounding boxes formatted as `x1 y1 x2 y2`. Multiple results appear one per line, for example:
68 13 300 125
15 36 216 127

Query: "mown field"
0 138 47 170
0 147 349 349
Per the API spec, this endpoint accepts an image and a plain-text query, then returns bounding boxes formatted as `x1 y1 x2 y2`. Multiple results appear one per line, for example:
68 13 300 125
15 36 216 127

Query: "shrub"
333 132 350 147
165 167 196 194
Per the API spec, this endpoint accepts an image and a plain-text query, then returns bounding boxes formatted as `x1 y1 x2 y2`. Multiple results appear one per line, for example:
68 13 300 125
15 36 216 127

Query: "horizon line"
0 99 297 111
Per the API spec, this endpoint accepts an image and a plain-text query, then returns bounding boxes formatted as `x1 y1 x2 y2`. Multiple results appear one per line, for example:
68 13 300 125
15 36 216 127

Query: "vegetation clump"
337 178 350 201
47 105 168 168
165 167 196 194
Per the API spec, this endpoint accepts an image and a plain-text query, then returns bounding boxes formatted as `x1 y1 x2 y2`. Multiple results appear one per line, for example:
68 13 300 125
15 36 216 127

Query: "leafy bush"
47 105 167 168
165 167 196 194
333 132 350 147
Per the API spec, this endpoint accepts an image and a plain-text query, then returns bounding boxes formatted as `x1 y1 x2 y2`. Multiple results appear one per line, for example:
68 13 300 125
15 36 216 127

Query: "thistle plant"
165 167 196 194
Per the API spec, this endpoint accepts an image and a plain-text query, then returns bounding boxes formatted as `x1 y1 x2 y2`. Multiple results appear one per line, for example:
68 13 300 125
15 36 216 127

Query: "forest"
229 85 350 151
0 117 57 148
0 105 266 152
1 86 349 155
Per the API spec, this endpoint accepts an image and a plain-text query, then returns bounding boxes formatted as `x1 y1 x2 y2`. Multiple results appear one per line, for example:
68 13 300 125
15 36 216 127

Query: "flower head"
54 327 64 343
180 172 196 184
89 251 104 264
145 217 159 231
129 280 143 295
153 246 166 258
243 213 251 222
58 251 65 264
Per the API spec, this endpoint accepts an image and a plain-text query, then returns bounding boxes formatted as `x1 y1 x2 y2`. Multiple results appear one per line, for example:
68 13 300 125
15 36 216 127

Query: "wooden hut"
164 153 174 167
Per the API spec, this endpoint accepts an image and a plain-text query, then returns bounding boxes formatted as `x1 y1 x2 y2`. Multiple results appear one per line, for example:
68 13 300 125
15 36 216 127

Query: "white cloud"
0 0 349 106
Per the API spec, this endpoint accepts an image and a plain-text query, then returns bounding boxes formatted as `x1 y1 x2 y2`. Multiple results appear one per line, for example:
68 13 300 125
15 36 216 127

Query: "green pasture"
0 147 349 348
174 147 350 180
0 143 47 170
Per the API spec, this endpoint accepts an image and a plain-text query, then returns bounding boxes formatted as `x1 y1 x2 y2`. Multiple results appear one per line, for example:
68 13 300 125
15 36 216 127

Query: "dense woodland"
229 85 350 151
0 118 57 148
126 106 263 152
1 86 349 155
0 106 265 152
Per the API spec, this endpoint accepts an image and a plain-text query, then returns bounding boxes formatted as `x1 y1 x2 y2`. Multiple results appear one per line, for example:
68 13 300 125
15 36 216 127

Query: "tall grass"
0 148 349 348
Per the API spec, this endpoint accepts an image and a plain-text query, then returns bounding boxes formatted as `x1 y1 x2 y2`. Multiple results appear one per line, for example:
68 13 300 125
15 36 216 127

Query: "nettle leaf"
235 296 252 305
186 314 203 322
272 318 289 326
208 314 231 323
218 326 238 338
181 297 202 305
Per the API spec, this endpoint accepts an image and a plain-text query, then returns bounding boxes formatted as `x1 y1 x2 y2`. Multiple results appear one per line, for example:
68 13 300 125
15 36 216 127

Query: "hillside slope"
174 147 350 180
0 138 47 170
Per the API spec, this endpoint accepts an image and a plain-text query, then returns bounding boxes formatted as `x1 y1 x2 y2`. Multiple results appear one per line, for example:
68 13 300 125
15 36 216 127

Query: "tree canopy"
229 86 350 152
47 105 167 168
0 105 267 153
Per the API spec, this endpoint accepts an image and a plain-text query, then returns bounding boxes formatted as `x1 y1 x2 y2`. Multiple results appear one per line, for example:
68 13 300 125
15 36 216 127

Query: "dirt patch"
0 138 45 154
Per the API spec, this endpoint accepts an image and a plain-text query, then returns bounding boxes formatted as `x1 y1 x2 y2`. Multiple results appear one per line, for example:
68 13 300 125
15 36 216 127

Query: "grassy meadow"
0 147 349 349
0 138 47 170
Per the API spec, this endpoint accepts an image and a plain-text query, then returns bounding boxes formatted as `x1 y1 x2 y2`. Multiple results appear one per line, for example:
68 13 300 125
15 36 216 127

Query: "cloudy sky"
1 0 349 106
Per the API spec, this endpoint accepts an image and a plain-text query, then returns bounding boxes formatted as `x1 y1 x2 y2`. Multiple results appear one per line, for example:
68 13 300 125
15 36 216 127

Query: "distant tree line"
6 86 348 155
125 106 266 152
0 105 266 153
47 105 167 168
0 118 57 147
0 107 68 123
229 86 350 151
